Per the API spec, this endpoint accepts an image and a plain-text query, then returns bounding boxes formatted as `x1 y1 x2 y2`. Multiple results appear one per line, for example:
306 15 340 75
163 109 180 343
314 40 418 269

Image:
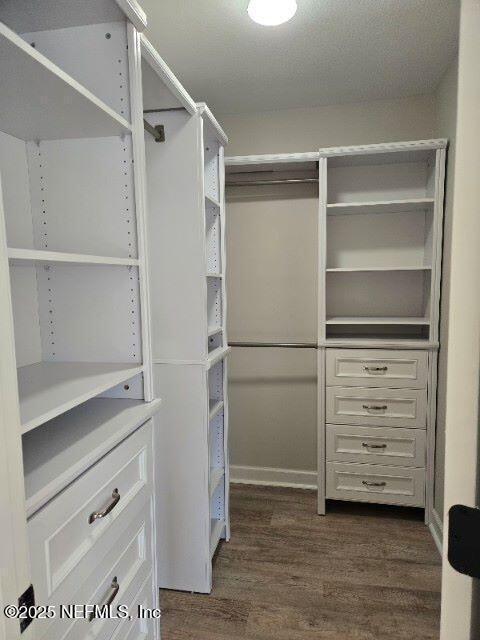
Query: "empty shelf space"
208 326 223 338
207 346 231 370
209 399 224 421
205 193 221 208
209 468 225 499
326 198 435 216
8 248 139 267
210 518 225 559
326 316 430 325
18 362 143 433
22 397 161 518
326 265 431 273
0 22 131 140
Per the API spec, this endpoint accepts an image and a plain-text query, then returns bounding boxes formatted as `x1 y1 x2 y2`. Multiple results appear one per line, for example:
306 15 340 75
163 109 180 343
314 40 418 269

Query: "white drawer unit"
326 386 427 429
110 573 157 640
37 501 154 640
326 424 426 468
28 422 153 609
326 348 428 389
326 462 426 507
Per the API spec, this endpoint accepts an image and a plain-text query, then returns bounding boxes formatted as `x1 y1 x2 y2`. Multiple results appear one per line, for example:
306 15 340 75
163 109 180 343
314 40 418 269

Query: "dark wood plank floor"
160 484 442 639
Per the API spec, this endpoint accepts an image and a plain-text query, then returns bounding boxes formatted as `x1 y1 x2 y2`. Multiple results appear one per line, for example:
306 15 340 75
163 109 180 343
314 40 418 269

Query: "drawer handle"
88 488 120 524
362 480 387 488
89 576 120 622
362 404 387 412
363 366 388 373
361 442 387 450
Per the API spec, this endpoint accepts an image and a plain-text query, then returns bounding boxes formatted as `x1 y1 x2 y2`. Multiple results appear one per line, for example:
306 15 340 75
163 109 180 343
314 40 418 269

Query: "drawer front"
326 462 425 507
326 349 428 389
326 424 426 467
36 498 154 640
326 387 427 428
29 421 153 605
110 573 157 640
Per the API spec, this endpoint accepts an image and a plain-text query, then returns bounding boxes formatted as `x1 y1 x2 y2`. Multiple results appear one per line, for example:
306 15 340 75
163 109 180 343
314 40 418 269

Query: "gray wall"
224 94 441 482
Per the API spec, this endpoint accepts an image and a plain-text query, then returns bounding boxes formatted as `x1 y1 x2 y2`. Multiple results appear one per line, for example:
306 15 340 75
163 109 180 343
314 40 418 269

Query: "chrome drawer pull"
88 489 120 524
89 577 120 621
362 404 387 412
363 365 388 373
361 442 387 450
362 480 387 488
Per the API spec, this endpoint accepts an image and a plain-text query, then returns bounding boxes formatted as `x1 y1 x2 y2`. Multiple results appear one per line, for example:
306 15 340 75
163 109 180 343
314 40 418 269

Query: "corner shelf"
326 198 435 216
18 362 143 433
210 518 225 559
8 248 139 267
209 399 224 421
209 468 225 499
23 397 161 518
0 22 132 141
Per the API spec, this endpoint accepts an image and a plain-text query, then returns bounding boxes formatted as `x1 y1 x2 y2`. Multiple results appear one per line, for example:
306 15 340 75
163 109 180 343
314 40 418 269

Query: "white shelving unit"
142 37 230 594
0 2 161 637
226 139 446 532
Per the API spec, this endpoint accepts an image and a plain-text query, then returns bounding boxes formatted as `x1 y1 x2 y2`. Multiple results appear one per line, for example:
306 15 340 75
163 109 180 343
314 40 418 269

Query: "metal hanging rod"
229 341 317 349
226 178 318 187
144 120 165 142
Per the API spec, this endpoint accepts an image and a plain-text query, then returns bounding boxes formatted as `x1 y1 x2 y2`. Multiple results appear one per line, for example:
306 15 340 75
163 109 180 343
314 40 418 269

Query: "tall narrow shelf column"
142 39 230 594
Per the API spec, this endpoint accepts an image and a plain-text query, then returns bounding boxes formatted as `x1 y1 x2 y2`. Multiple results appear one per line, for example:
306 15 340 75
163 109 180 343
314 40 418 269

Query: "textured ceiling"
141 0 459 115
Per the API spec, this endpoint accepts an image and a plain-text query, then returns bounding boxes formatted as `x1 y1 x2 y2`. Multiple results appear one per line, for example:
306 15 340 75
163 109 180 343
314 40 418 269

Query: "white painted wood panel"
326 424 426 468
18 362 143 432
326 348 428 388
326 462 425 506
326 386 427 428
27 422 152 609
23 398 161 517
9 265 42 368
0 22 131 141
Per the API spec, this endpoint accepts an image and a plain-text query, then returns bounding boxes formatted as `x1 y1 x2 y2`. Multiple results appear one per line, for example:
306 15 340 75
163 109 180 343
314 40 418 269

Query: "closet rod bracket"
143 120 165 142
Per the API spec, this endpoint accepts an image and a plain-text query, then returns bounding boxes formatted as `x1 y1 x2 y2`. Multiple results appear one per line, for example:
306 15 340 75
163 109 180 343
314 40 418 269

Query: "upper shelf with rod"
225 153 320 187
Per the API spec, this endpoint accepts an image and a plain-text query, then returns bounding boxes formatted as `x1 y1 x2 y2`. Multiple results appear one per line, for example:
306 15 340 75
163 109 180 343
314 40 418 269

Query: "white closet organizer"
0 2 160 638
142 38 230 594
226 139 446 528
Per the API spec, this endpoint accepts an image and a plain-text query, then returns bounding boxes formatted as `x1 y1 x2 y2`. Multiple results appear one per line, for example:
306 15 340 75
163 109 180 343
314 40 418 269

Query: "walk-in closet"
0 2 478 640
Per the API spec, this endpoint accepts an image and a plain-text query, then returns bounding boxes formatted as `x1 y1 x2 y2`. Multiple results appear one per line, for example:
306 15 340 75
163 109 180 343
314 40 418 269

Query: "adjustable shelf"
326 316 430 325
326 266 431 273
326 198 434 216
207 346 231 370
8 248 139 267
23 397 161 517
0 22 131 141
210 519 225 559
209 468 225 499
18 362 143 433
209 399 224 421
205 194 221 208
206 272 223 278
208 326 223 338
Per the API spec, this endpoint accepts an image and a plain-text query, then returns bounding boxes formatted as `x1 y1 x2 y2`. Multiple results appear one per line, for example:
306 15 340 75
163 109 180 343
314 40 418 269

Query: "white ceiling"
141 0 459 115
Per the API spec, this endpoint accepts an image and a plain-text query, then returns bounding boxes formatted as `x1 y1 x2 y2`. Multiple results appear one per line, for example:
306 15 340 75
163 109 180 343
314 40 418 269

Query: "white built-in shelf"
326 265 432 273
326 198 435 216
205 193 221 208
18 362 143 433
0 22 132 141
210 518 225 559
209 468 225 499
208 326 223 338
326 316 430 326
22 397 162 518
209 399 224 421
207 346 231 370
206 272 223 278
8 248 139 267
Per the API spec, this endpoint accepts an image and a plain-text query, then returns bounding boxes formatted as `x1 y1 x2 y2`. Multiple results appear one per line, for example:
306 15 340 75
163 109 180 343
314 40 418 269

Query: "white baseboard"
230 464 317 490
429 507 443 555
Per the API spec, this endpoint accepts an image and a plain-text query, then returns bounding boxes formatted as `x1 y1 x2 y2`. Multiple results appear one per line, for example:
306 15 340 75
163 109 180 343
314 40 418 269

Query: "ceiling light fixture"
247 0 297 26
